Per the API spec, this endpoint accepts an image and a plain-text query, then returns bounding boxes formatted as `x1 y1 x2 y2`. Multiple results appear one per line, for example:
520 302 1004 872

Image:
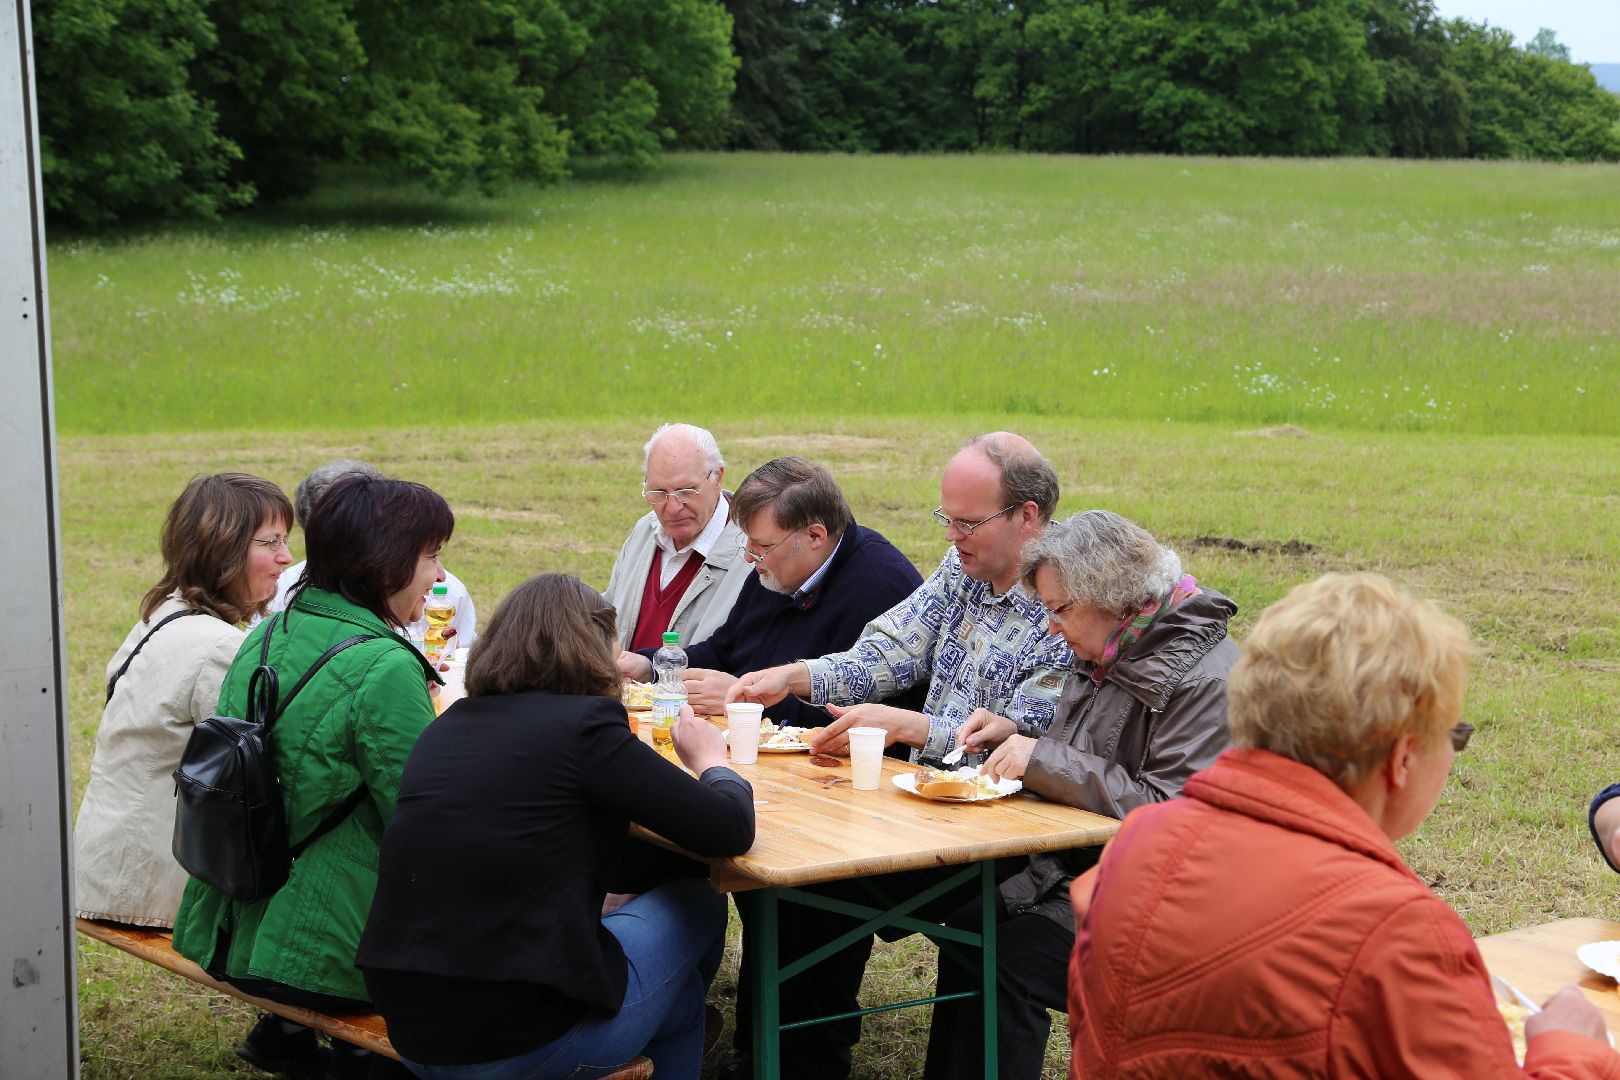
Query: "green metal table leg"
747 889 781 1080
981 860 998 1079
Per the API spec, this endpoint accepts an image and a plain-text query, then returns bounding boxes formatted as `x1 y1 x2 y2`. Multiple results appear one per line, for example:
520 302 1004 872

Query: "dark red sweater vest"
629 549 706 651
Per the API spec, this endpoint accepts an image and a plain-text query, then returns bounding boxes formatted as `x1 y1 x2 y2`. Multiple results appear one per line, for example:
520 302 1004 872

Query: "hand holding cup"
673 704 727 774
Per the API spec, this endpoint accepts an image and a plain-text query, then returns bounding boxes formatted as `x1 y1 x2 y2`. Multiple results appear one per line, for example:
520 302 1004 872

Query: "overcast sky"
1433 0 1619 63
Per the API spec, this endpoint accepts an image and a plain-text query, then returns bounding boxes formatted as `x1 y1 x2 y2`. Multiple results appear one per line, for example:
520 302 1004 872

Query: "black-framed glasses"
932 504 1017 535
1449 721 1474 752
642 471 716 506
739 529 799 562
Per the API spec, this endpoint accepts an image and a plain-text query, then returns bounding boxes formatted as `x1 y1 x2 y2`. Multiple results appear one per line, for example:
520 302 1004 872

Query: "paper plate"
754 724 820 753
1577 940 1620 981
892 767 1021 803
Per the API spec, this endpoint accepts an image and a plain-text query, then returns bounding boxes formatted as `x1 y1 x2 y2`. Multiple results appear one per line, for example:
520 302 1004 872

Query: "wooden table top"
1477 917 1620 1030
641 739 1120 892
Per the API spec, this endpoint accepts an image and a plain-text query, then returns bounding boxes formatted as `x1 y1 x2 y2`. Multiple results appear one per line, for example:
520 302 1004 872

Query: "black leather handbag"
171 611 371 902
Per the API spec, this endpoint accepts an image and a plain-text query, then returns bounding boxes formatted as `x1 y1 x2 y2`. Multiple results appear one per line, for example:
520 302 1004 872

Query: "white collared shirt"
653 494 731 588
793 531 844 602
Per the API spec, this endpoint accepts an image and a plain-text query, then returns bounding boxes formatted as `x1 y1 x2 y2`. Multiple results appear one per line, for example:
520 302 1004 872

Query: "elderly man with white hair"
605 423 751 651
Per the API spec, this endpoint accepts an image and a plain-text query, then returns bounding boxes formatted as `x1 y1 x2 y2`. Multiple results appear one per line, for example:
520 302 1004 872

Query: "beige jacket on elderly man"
604 508 752 651
74 595 244 928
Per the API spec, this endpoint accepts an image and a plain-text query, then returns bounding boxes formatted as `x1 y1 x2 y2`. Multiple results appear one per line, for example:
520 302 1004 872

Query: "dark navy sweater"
640 521 926 726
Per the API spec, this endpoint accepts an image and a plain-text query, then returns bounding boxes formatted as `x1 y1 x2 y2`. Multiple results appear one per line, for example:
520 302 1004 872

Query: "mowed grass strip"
50 153 1618 436
67 416 1619 1078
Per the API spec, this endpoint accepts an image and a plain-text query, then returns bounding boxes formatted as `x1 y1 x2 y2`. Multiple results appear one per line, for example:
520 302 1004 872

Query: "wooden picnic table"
640 733 1120 1080
1477 917 1620 1031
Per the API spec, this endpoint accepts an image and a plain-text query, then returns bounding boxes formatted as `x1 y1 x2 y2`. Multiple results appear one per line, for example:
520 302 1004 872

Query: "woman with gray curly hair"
927 509 1239 1080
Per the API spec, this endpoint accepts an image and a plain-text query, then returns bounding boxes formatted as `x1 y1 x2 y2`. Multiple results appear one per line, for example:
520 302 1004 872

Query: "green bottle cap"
431 585 449 595
662 632 680 645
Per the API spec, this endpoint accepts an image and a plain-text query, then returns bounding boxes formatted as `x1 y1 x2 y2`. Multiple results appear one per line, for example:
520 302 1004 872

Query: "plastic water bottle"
651 631 688 730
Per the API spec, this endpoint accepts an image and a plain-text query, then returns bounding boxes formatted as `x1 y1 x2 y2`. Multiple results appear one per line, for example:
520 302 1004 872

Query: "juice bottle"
423 585 456 664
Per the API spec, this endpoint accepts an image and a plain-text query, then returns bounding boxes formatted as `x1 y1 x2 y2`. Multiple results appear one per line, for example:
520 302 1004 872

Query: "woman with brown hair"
357 573 755 1080
171 472 454 1079
75 471 294 928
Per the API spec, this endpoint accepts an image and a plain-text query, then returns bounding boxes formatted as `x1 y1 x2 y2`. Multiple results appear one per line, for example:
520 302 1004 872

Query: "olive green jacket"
172 587 438 1002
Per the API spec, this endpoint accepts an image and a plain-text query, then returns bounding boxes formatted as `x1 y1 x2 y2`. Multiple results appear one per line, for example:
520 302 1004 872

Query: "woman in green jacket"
172 472 453 1080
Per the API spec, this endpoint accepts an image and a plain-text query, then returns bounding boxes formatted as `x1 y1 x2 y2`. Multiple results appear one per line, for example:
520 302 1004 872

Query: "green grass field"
56 153 1619 1078
52 154 1618 436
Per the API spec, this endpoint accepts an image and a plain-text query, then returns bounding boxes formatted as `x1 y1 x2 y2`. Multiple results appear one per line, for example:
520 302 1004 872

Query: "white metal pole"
0 0 79 1075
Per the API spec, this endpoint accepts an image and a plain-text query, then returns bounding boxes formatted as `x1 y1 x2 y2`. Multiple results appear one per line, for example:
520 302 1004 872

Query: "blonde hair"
1227 573 1471 789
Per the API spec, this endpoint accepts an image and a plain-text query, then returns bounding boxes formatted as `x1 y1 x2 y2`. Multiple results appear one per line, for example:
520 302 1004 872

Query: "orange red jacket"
1069 747 1620 1078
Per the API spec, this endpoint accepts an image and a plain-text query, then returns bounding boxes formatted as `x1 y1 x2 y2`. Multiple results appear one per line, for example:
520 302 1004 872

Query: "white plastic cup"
848 727 886 790
727 702 764 764
635 716 657 746
437 660 467 710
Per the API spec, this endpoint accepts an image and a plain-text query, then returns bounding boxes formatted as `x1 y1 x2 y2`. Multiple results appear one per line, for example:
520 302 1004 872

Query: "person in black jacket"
357 574 755 1080
616 455 925 725
616 456 925 1079
1593 785 1620 872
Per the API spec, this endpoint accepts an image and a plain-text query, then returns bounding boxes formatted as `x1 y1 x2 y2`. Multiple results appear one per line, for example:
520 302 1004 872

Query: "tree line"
33 0 1620 227
35 0 736 225
725 0 1620 161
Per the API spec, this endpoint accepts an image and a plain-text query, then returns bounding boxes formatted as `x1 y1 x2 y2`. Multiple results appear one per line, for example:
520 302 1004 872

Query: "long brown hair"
465 574 620 699
140 473 294 625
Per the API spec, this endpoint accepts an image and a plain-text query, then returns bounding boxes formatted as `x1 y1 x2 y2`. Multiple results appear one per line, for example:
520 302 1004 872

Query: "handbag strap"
105 609 204 702
244 605 438 857
290 786 369 860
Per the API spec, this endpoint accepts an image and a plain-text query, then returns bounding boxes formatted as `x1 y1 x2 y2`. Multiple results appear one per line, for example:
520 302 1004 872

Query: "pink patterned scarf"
1091 574 1202 686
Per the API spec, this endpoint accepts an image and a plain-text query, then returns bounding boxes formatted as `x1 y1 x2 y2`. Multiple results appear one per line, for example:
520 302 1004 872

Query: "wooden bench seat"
76 918 653 1078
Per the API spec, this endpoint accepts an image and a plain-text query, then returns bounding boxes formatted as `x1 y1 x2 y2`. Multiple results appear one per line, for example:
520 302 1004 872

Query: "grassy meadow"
52 154 1618 436
54 153 1620 1078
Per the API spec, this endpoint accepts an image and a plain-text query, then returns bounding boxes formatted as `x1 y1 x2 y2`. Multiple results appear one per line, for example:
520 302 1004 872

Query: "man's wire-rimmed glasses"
642 471 716 507
739 529 799 562
932 504 1017 535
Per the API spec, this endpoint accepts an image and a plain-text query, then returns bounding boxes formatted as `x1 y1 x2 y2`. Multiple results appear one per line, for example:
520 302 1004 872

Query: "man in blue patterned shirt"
732 431 1073 764
721 432 1073 1080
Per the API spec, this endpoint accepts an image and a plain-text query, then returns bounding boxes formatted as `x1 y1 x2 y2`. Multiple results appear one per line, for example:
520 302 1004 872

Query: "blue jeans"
403 879 726 1080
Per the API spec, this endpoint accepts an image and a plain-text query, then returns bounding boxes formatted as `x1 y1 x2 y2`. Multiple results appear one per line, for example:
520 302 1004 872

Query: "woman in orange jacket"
1069 572 1618 1078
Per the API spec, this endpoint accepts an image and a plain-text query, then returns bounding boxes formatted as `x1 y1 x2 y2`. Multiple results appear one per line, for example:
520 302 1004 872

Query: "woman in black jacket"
358 574 755 1080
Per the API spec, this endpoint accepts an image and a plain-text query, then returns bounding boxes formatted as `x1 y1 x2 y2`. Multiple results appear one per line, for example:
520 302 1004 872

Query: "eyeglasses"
932 505 1018 535
251 535 290 553
1045 598 1078 620
1449 721 1474 752
642 471 716 507
740 529 799 562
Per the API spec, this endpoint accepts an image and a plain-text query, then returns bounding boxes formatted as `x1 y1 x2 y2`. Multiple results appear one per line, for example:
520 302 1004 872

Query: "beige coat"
74 596 244 927
604 510 751 651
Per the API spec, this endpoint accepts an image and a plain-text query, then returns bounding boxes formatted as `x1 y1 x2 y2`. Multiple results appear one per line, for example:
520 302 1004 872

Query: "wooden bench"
76 918 654 1078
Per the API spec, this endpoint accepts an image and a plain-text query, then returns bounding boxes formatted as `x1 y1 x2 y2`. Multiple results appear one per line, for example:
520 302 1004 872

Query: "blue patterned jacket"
803 547 1074 761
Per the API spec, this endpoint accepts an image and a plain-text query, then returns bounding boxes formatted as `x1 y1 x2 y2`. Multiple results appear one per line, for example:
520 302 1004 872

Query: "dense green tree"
33 0 249 224
1363 0 1468 157
1024 0 1379 155
196 0 365 200
724 0 817 149
36 0 735 223
543 0 738 166
1449 21 1620 161
348 0 572 193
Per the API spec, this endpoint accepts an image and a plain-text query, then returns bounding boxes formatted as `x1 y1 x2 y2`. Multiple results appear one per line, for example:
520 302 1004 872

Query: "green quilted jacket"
172 587 438 1002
